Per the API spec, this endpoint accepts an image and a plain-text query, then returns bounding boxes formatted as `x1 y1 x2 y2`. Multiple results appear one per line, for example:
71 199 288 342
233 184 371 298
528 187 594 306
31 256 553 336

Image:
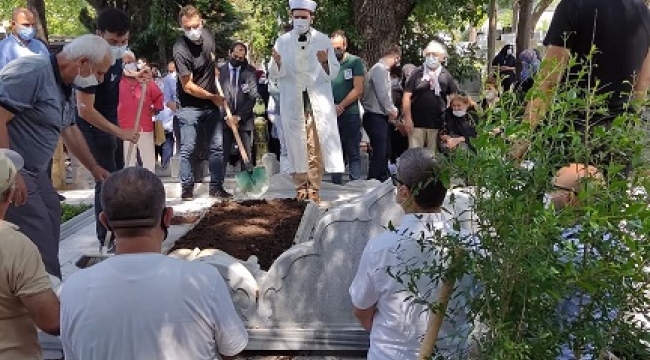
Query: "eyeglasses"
391 173 404 187
553 184 577 194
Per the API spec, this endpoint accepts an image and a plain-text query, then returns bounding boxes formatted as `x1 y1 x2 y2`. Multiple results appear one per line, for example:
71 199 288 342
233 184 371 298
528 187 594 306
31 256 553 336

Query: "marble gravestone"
183 181 477 350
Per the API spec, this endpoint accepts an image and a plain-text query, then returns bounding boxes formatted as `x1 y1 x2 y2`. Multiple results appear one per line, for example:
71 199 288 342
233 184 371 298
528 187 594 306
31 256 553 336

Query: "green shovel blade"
235 166 269 197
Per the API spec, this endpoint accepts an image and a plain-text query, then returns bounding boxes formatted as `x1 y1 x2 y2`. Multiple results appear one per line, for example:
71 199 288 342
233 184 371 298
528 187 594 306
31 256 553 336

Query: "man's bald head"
549 163 603 209
553 163 603 191
12 7 34 22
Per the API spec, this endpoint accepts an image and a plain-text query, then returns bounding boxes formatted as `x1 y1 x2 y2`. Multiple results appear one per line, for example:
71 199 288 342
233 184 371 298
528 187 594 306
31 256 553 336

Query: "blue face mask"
17 26 35 41
424 56 441 70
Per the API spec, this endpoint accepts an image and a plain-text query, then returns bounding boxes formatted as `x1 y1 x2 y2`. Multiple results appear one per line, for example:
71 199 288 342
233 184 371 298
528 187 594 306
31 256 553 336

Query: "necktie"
230 68 238 108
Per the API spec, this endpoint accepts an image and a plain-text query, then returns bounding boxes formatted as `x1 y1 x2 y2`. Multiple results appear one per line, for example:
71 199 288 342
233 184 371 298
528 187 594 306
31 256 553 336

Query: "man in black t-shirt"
173 5 229 201
402 41 459 153
75 8 141 247
517 0 650 163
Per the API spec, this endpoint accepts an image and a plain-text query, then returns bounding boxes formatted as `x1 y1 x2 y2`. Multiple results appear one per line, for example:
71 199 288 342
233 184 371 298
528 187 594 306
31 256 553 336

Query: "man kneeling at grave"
59 167 248 359
349 147 475 359
547 164 619 359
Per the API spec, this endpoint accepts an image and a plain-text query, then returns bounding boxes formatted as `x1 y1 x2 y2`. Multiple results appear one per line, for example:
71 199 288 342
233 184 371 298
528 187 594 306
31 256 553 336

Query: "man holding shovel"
268 0 344 203
349 148 474 359
173 5 230 201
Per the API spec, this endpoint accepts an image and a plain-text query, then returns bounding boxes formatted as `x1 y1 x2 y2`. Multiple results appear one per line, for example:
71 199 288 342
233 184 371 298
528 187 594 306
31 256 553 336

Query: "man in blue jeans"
330 30 365 184
361 44 401 181
173 5 229 200
75 8 140 248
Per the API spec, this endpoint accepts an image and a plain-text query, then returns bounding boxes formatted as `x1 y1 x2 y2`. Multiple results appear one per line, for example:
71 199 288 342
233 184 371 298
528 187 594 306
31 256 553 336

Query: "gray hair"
101 167 166 229
123 50 135 60
423 40 448 57
397 148 447 209
61 34 113 66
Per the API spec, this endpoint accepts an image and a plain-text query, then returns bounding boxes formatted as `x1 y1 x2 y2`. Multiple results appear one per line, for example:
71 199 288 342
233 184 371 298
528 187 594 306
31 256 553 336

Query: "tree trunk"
157 35 167 67
27 0 48 43
353 0 416 65
516 0 534 75
511 0 519 35
531 0 555 31
487 0 498 76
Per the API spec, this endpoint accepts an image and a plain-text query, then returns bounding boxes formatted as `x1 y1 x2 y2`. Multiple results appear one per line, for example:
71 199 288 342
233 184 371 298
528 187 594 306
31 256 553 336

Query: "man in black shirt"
75 8 140 247
402 40 459 153
518 0 650 163
173 5 228 200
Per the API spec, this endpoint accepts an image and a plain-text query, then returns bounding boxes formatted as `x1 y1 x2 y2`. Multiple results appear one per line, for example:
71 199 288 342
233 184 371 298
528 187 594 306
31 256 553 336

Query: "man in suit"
218 42 259 170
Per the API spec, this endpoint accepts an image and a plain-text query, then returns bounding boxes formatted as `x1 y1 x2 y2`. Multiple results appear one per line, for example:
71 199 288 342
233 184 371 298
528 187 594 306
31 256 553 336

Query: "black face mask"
335 50 345 61
229 58 244 68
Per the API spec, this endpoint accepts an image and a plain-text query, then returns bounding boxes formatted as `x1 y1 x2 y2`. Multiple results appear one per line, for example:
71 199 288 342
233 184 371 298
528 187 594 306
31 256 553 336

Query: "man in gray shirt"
0 34 111 279
362 44 401 181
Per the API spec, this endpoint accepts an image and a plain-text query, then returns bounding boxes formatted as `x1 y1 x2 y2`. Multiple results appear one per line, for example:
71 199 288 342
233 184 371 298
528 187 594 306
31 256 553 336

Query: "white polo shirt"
350 213 474 360
60 253 248 360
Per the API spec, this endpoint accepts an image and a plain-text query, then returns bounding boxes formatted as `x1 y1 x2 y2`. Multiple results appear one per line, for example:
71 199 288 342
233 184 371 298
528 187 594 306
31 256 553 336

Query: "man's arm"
0 106 13 148
76 90 136 142
634 47 650 106
21 290 60 335
61 125 108 181
523 45 571 128
353 305 377 332
339 76 365 110
372 68 397 117
173 45 222 105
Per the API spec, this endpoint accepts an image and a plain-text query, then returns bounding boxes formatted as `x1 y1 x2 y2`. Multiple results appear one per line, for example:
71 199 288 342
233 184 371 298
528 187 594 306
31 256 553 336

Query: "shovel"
215 80 268 197
76 81 148 269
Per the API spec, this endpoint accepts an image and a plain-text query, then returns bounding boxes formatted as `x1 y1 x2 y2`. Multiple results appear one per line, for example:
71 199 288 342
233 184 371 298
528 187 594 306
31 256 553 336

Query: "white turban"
289 0 317 12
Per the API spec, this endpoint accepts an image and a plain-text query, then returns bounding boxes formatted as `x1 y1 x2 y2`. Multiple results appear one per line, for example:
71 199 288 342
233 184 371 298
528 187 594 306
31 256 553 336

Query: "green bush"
395 48 650 359
61 203 92 223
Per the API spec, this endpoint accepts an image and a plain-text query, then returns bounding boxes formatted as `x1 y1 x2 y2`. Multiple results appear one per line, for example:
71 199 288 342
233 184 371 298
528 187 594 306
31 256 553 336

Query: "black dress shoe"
181 186 194 201
209 187 233 199
58 193 66 202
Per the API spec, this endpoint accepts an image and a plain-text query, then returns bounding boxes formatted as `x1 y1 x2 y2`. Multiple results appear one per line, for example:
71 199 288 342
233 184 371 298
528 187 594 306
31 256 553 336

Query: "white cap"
0 149 24 194
289 0 317 12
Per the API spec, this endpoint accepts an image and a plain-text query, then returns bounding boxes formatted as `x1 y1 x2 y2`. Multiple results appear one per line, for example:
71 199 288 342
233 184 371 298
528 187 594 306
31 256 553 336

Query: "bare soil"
169 199 307 270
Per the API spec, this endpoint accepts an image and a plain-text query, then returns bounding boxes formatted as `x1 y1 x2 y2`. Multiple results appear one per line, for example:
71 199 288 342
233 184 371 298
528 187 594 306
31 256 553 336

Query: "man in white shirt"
350 148 474 359
60 167 248 360
268 0 344 203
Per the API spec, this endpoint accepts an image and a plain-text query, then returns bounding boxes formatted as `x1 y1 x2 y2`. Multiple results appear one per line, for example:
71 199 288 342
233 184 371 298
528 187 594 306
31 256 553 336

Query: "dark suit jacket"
219 64 259 131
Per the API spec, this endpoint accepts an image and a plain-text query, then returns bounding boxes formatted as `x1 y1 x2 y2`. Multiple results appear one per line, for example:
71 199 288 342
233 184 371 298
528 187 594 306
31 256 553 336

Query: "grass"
61 203 92 223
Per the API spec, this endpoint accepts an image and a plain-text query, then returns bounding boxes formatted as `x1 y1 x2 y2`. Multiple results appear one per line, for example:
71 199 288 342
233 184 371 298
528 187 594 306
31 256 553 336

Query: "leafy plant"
394 47 650 359
61 203 91 223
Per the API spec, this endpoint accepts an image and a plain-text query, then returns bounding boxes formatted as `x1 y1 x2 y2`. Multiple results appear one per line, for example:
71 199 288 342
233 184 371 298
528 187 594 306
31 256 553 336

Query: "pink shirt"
118 78 163 132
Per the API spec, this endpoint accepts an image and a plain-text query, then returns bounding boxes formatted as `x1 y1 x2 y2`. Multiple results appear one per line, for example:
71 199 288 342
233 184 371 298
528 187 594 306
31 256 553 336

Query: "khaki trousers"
409 128 439 152
293 114 324 190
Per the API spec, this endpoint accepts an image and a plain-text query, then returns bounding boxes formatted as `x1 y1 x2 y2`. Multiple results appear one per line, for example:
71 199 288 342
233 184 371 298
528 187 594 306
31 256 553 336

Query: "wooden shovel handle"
126 81 147 166
418 278 455 360
215 79 251 164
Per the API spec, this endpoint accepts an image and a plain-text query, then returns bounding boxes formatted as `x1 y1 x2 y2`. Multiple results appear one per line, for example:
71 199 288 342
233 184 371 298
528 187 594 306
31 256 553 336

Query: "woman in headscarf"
516 48 540 94
492 44 517 91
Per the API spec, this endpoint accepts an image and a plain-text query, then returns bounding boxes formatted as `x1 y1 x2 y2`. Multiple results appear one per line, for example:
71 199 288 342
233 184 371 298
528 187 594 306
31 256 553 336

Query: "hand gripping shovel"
76 81 148 269
215 80 268 197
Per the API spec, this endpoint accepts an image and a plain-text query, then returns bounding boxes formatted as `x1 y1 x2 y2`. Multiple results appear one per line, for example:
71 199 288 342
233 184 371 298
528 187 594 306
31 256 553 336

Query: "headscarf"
519 49 540 81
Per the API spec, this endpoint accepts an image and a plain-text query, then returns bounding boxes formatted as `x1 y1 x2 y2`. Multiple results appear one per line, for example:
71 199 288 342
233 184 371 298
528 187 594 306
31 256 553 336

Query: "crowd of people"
0 0 649 358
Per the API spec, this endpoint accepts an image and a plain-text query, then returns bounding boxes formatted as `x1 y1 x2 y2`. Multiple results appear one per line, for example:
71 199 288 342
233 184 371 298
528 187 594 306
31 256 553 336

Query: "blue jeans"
77 122 118 244
177 107 231 189
332 113 362 184
363 112 390 181
160 131 175 168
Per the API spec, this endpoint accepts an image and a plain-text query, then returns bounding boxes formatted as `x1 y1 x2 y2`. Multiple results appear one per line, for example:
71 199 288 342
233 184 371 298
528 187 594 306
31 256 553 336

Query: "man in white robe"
268 0 344 203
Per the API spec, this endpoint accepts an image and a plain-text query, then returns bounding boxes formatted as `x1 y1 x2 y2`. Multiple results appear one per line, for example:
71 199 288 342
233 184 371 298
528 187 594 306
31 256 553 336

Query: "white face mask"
453 110 467 117
74 63 99 88
136 61 145 70
124 63 137 72
424 56 441 70
111 45 127 63
292 18 311 34
506 49 513 56
485 90 498 100
184 26 202 42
